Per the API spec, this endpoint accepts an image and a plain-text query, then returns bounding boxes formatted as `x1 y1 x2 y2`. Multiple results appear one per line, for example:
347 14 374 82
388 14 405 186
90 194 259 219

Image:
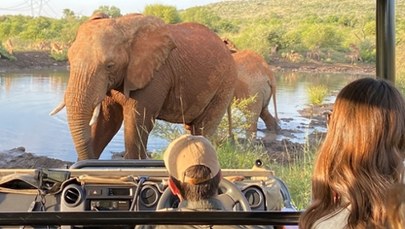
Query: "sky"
0 0 223 18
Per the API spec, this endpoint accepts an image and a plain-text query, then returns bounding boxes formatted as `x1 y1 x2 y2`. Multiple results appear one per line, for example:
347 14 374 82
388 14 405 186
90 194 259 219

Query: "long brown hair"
299 77 405 229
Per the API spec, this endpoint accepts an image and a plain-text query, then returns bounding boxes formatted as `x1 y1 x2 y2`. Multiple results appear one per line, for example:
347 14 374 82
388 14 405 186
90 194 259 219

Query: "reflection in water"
0 70 367 162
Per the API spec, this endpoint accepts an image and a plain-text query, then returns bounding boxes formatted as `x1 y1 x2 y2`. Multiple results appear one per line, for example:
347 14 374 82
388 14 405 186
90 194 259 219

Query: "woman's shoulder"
312 207 350 229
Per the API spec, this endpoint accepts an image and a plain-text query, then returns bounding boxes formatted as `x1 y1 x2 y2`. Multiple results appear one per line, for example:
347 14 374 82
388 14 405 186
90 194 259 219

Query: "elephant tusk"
49 101 66 116
89 103 101 126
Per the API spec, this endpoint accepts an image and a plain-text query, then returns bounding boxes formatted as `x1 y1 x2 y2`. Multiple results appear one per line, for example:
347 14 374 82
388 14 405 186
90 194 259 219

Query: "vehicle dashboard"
0 159 299 228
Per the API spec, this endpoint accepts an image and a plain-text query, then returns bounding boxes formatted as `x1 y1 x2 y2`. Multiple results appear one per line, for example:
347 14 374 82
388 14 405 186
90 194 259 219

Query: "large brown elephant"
50 13 237 160
223 39 279 139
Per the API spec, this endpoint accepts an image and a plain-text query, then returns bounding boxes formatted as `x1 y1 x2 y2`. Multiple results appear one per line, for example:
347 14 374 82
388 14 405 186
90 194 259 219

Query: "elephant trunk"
64 70 104 160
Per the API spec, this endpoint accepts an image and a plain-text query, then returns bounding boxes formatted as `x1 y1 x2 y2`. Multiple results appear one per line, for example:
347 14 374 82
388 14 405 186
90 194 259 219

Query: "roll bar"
376 0 396 83
0 211 301 226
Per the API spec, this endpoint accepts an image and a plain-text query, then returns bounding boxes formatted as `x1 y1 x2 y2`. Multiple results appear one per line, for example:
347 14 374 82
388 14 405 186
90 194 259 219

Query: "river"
0 69 367 162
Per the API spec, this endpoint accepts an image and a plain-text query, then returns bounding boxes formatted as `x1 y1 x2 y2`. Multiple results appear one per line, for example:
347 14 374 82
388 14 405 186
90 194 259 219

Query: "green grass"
271 142 317 210
307 85 328 105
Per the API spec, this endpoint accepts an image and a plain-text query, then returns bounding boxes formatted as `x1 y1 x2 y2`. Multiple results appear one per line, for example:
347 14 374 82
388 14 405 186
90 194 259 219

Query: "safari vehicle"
0 159 298 228
0 0 396 228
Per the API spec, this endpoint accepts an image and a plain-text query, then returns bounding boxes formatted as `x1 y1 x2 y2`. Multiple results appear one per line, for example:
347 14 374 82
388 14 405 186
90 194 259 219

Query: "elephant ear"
89 12 109 20
124 24 176 97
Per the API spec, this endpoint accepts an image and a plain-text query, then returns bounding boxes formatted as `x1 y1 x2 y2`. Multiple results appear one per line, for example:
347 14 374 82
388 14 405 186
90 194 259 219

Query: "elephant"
223 38 279 139
50 13 237 160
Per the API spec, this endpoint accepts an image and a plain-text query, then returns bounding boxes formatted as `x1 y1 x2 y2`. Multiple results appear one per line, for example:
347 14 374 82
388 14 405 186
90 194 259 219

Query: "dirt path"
0 51 375 168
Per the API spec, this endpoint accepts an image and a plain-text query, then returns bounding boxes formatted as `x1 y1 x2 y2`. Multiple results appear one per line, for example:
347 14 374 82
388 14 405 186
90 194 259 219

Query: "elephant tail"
227 103 235 140
268 78 278 121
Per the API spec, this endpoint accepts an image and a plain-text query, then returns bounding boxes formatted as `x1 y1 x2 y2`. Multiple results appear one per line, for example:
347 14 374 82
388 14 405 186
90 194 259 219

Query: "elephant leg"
122 100 153 159
227 104 235 140
260 108 280 131
188 82 235 137
91 96 123 159
245 103 261 139
123 80 170 159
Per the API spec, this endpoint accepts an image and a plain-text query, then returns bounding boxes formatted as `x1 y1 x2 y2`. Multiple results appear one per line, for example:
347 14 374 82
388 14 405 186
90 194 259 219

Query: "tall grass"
307 85 328 105
270 134 322 210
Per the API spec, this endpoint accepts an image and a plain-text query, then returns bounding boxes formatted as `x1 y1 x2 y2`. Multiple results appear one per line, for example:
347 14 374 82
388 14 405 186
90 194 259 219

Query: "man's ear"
168 178 181 197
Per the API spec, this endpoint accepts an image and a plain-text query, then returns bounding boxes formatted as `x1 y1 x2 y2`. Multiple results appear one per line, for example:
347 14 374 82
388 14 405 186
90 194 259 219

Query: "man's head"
163 134 221 201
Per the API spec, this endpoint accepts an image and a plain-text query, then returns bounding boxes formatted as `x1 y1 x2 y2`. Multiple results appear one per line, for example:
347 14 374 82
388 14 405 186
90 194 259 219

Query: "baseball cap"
163 134 220 184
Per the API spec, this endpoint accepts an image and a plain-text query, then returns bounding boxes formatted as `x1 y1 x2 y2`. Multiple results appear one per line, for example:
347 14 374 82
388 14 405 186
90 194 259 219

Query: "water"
0 69 367 162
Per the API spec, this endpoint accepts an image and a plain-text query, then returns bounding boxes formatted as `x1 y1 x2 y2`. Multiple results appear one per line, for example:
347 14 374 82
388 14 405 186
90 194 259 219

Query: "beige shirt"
312 207 350 229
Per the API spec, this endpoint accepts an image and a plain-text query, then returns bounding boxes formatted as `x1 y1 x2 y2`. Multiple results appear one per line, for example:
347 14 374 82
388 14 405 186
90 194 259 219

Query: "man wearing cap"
136 134 266 229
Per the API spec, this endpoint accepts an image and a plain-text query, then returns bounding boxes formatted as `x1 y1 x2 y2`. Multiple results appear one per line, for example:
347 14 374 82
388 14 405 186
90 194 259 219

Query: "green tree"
143 4 180 24
231 23 273 58
62 9 76 20
301 23 343 50
180 7 221 31
93 5 122 18
19 17 57 41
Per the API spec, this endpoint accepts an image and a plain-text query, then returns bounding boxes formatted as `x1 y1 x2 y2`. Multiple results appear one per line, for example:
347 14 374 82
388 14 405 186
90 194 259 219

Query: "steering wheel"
156 178 251 211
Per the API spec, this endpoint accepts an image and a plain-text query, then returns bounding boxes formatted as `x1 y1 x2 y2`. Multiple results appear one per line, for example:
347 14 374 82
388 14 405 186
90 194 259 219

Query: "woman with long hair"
299 77 405 229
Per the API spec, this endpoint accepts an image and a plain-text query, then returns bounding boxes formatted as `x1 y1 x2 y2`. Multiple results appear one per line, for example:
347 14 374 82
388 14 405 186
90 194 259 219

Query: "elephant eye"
105 62 115 71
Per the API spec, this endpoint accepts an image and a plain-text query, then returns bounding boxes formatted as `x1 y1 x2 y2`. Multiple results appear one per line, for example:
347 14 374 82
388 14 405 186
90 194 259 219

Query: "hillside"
184 0 405 67
206 0 404 20
1 0 404 70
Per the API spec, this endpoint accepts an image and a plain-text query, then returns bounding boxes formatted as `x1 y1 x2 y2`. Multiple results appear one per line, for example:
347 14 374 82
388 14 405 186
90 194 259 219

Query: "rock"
0 147 73 169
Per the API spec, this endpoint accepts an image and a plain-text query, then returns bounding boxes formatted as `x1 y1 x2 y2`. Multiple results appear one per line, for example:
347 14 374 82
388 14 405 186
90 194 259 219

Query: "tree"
180 7 221 31
62 9 75 20
143 4 180 24
301 23 343 50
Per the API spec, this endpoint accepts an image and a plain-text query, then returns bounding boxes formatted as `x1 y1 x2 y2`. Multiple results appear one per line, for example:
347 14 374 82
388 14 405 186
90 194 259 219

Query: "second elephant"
225 42 280 138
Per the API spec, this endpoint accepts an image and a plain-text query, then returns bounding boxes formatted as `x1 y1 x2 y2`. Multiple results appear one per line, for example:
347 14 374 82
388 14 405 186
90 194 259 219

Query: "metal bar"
0 211 301 226
68 159 166 169
0 168 274 178
376 0 396 83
